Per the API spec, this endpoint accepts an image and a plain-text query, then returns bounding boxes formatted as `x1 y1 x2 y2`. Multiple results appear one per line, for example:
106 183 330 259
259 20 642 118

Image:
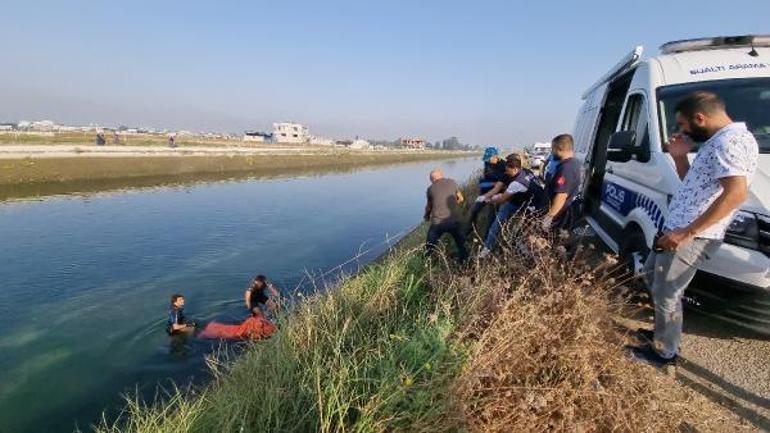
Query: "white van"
529 142 552 169
573 35 770 332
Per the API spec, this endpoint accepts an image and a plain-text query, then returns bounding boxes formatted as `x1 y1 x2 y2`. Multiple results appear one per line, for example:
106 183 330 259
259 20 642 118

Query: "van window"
620 93 650 149
657 77 770 153
621 94 643 130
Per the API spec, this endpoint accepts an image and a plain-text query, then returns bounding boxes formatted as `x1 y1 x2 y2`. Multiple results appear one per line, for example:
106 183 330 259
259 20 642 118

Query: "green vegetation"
93 213 746 432
96 228 462 433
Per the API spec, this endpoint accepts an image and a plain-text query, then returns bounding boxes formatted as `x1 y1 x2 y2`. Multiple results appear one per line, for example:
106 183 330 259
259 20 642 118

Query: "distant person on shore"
245 275 280 319
467 147 506 235
541 134 580 231
424 168 468 261
628 91 757 367
95 132 106 146
167 294 196 335
478 155 547 258
112 131 120 145
168 134 177 148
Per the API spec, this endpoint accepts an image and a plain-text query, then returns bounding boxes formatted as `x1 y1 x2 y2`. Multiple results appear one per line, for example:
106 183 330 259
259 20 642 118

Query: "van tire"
619 229 650 290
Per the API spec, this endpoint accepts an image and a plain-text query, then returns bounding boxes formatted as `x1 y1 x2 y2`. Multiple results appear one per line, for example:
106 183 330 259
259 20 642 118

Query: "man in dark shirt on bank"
424 168 468 261
542 134 581 231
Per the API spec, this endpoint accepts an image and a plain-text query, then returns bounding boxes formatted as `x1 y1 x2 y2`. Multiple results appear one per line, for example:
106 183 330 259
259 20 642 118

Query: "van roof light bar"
660 34 770 54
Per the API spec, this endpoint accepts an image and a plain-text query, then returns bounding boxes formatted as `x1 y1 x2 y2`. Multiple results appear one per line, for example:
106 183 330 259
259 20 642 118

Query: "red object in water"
199 316 275 340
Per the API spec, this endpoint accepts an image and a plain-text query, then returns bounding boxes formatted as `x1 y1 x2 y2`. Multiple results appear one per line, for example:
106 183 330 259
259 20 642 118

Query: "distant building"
0 123 16 132
399 137 427 149
349 139 371 150
310 136 335 146
244 131 273 143
273 122 309 144
31 120 56 131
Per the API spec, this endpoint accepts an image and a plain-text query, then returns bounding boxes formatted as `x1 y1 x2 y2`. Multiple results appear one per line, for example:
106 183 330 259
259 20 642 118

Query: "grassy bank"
93 217 751 432
0 152 468 200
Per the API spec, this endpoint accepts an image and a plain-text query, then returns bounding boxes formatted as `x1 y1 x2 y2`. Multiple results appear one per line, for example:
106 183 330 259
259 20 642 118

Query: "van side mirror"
607 131 637 163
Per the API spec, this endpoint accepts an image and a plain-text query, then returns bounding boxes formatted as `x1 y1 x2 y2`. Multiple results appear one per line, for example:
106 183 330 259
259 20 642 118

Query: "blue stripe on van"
601 181 665 232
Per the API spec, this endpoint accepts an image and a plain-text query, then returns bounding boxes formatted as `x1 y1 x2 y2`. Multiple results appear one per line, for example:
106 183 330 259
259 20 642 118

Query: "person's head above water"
251 274 267 290
170 293 185 309
429 168 443 183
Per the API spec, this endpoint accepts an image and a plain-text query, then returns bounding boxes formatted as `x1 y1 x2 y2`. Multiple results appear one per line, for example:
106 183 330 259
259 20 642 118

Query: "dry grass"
92 203 753 432
430 218 752 432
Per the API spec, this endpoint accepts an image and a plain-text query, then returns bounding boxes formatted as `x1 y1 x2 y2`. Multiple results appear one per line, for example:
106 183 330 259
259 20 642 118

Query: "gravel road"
572 228 770 431
608 260 770 431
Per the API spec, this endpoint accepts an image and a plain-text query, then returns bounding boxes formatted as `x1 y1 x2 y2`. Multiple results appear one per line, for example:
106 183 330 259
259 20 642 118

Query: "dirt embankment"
0 151 470 200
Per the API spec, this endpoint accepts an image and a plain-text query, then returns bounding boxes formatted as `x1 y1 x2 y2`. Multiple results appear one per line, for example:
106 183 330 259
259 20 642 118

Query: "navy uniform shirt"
506 168 547 210
482 159 506 182
546 157 581 226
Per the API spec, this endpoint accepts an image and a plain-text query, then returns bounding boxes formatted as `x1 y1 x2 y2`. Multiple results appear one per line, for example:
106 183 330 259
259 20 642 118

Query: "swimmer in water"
244 275 280 320
167 294 196 335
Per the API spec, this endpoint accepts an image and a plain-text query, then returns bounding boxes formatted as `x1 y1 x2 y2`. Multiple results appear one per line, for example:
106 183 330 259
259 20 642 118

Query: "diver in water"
167 293 196 335
244 275 280 320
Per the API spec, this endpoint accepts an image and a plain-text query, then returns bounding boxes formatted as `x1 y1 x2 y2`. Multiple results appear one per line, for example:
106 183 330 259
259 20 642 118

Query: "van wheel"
619 230 650 287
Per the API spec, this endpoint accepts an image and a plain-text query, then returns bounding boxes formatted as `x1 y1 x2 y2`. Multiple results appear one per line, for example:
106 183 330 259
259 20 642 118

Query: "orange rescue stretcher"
199 316 275 340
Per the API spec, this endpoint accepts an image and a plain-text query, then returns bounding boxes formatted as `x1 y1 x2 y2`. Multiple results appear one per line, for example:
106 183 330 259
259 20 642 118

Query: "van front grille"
758 214 770 258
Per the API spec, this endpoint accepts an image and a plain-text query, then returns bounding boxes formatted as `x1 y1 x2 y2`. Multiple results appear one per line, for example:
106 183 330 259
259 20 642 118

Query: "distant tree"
441 136 462 150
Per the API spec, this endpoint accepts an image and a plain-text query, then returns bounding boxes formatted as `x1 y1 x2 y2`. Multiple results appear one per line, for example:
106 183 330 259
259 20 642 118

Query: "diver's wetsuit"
248 286 270 316
167 306 186 335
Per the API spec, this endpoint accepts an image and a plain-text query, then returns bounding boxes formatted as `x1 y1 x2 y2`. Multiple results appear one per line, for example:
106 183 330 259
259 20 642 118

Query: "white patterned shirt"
665 122 758 239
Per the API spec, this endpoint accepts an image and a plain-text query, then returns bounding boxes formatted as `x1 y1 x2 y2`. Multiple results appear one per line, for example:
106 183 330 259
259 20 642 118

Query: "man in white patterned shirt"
629 91 759 367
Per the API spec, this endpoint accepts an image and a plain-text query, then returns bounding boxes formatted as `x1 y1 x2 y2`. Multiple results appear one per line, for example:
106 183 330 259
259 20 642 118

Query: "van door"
597 91 670 270
582 73 633 217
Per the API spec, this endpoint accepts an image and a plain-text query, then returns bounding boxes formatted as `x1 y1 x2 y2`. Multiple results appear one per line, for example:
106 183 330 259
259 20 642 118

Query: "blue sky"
1 0 769 146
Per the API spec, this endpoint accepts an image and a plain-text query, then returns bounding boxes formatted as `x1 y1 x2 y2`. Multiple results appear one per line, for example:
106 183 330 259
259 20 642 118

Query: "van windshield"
657 77 770 153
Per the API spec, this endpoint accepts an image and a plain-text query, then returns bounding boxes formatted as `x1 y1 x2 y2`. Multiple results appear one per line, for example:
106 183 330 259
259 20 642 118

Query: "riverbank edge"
0 151 470 186
92 214 753 431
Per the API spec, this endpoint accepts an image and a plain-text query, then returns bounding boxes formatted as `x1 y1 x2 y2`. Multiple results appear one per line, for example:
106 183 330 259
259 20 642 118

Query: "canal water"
0 157 478 433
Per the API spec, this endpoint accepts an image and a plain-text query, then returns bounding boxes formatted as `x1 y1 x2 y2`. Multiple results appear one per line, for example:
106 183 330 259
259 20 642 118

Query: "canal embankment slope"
93 192 757 433
0 145 471 200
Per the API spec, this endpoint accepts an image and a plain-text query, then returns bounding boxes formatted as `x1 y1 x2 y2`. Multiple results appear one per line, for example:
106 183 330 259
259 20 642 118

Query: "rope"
288 223 420 292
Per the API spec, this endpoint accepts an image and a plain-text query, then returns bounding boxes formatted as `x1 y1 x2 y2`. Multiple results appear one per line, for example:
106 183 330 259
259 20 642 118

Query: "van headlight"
724 210 760 251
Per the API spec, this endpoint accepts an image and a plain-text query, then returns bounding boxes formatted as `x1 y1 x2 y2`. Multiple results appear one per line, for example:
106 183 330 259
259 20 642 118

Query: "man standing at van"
542 134 581 231
630 91 758 366
424 168 468 261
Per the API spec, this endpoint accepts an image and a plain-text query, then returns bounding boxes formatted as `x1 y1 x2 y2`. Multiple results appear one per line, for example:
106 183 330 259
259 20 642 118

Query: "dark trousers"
425 220 468 261
467 201 494 237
